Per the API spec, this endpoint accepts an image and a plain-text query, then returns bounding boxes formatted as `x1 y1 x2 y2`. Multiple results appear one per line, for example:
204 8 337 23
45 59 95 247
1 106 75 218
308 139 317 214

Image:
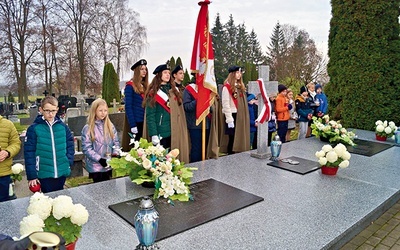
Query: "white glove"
151 135 160 145
131 127 138 134
228 122 235 128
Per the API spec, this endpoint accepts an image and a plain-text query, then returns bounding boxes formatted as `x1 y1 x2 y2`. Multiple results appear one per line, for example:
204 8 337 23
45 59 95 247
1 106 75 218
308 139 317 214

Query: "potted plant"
19 193 89 249
311 115 356 146
109 138 197 202
315 143 351 175
375 120 397 141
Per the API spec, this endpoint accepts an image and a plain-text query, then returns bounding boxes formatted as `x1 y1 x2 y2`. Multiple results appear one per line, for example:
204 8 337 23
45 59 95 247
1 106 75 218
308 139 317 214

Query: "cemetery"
0 66 399 249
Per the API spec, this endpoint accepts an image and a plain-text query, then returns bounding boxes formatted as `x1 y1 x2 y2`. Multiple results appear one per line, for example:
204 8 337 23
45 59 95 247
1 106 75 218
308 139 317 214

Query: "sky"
126 0 332 81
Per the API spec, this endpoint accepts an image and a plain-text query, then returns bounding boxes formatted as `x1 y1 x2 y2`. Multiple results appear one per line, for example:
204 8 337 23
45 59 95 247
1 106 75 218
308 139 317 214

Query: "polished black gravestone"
267 156 320 175
108 178 264 241
347 139 393 157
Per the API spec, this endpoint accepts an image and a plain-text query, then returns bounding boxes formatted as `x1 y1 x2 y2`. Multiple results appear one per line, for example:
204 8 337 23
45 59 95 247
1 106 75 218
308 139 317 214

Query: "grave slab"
267 156 320 175
109 178 264 241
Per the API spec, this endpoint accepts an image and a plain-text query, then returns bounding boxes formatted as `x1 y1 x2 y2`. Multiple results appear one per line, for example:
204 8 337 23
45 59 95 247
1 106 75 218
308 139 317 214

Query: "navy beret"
131 59 147 71
278 84 287 93
172 65 183 75
153 64 170 75
228 65 244 73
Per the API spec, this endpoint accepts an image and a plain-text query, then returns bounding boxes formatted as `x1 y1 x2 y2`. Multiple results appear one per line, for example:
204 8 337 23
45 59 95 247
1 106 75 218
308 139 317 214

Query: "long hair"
143 72 182 107
87 98 115 142
132 65 149 94
224 72 246 92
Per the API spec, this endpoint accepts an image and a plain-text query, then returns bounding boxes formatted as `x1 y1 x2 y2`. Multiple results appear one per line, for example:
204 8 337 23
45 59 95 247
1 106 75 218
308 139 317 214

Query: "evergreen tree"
102 63 120 105
183 69 191 86
211 13 227 84
267 21 285 81
224 15 237 68
175 57 183 68
169 57 176 70
249 29 266 65
236 23 249 65
327 0 400 129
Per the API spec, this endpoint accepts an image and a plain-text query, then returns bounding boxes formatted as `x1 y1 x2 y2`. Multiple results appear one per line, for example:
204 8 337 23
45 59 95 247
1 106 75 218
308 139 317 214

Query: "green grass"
65 176 93 187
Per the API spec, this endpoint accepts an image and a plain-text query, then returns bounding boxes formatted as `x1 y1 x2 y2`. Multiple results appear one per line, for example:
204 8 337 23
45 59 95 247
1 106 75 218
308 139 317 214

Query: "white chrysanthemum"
27 194 52 220
318 157 327 166
70 204 89 226
340 128 347 134
339 160 349 168
322 144 333 153
384 126 392 134
125 154 135 162
323 125 331 132
20 214 44 237
317 123 325 130
326 151 338 163
142 158 152 170
334 128 340 134
334 143 347 158
389 121 396 128
342 151 351 161
52 195 74 220
315 150 325 158
375 120 383 126
383 120 388 127
376 124 384 132
338 123 343 129
11 163 24 174
174 159 181 166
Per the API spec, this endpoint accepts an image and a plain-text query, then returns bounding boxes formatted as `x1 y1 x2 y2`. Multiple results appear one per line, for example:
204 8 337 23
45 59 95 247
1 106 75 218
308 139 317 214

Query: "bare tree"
57 0 98 94
0 0 41 106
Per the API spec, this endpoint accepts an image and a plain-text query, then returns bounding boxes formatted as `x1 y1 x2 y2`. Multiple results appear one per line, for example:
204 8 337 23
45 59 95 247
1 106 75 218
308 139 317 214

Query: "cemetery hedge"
327 0 400 130
102 63 121 106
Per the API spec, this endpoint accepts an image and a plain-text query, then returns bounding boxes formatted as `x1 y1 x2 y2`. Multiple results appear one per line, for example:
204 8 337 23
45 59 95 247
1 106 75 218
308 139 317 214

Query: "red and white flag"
190 0 217 125
255 78 272 124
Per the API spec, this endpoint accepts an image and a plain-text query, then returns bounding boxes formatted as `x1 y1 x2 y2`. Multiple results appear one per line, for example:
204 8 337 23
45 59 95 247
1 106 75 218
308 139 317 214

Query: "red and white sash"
185 84 198 100
155 89 170 113
223 82 238 108
255 78 272 124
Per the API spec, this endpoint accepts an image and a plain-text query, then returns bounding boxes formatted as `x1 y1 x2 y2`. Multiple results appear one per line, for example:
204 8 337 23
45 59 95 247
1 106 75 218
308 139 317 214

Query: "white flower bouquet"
375 120 397 138
19 193 89 245
311 115 356 146
11 163 24 182
110 138 197 202
315 143 351 168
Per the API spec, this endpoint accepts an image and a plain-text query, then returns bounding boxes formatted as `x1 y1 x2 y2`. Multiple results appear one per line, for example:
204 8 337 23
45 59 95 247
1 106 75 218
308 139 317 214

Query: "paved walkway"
340 198 400 250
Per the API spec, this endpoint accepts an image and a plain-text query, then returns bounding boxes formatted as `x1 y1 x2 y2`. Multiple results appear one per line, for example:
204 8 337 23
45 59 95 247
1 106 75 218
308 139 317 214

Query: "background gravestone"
20 107 38 125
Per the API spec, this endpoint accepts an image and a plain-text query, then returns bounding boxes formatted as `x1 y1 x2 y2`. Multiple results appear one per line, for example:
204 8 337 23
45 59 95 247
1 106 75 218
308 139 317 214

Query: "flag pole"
202 118 206 161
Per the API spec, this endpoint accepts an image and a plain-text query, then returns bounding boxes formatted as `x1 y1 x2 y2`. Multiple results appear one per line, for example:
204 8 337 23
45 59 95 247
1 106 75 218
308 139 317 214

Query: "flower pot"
66 238 78 250
321 166 339 175
375 134 387 141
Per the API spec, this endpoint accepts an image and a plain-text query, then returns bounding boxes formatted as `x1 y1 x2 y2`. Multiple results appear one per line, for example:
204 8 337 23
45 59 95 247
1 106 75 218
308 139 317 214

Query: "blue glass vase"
395 129 400 145
270 135 282 161
134 196 159 247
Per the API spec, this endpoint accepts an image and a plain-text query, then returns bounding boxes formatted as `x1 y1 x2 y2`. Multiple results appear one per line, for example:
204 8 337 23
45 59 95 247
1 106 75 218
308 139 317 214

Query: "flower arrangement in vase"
311 115 356 146
10 163 24 182
315 143 351 175
375 120 397 141
19 192 89 246
109 138 197 202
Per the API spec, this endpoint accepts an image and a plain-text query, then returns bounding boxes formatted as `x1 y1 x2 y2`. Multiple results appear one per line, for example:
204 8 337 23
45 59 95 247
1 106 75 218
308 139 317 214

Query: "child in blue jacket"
24 96 74 193
315 84 328 117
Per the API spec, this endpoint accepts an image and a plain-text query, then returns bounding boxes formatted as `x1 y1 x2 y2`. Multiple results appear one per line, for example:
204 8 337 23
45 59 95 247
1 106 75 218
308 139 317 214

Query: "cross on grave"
42 90 49 96
111 98 119 113
247 65 278 159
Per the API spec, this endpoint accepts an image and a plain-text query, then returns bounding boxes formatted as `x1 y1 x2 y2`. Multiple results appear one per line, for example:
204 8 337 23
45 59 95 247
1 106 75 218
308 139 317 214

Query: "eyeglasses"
42 109 58 114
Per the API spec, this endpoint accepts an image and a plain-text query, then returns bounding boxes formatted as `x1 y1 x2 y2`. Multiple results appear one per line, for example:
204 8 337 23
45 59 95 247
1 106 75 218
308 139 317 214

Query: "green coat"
0 115 21 177
146 84 171 138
